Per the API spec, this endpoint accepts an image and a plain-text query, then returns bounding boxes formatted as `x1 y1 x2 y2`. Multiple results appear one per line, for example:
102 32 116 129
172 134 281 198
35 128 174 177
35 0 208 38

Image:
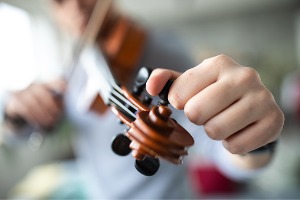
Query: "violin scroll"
111 67 194 176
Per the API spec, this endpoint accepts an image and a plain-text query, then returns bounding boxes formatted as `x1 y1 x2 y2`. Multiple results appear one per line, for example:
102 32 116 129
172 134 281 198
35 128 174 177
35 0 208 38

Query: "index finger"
168 55 238 110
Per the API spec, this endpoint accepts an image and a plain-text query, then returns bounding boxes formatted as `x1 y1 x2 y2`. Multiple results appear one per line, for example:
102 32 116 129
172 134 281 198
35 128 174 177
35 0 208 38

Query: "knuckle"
222 76 237 91
202 54 229 65
213 54 234 67
223 139 246 154
277 109 285 127
168 91 184 110
237 67 260 85
202 54 237 72
201 57 211 65
184 103 202 125
200 54 231 73
255 88 274 106
214 54 230 62
270 106 285 130
204 123 223 140
182 67 198 81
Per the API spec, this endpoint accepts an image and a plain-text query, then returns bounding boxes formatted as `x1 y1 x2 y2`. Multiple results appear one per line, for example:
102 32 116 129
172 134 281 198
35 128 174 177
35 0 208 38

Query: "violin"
73 0 194 176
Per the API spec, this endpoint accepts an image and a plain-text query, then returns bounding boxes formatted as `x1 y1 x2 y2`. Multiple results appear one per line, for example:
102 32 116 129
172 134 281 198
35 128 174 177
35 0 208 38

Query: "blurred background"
1 0 300 199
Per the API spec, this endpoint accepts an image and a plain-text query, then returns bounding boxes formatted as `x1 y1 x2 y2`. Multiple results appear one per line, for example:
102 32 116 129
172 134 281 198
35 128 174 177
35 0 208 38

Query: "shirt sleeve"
185 120 265 182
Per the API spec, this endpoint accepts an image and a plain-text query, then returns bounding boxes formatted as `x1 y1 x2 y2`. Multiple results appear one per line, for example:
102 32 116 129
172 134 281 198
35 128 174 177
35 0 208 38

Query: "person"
0 0 284 199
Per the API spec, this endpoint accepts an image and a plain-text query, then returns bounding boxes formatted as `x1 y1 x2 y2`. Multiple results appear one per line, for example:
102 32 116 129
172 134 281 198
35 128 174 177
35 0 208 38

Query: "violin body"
100 16 147 84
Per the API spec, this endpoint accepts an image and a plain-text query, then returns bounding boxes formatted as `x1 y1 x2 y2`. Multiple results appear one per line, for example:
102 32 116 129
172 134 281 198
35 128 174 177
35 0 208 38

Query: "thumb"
146 68 181 96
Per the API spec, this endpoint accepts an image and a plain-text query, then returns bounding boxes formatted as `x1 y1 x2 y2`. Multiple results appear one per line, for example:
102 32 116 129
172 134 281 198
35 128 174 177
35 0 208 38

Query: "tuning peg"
135 156 160 176
158 80 174 106
142 95 152 106
133 67 152 96
111 134 132 156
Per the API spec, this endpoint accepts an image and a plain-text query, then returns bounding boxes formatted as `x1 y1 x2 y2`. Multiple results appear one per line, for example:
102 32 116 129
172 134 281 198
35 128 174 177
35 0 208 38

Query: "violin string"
64 0 138 121
109 86 138 117
108 95 136 119
111 88 138 111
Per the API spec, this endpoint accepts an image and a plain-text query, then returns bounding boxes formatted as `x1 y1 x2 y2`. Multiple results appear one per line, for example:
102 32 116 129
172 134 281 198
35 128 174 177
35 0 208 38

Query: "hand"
146 54 284 155
5 79 66 130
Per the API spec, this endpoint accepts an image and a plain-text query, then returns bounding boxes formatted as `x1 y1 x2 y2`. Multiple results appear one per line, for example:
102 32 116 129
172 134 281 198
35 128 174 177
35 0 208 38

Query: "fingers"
45 78 67 95
183 76 247 125
146 68 181 96
30 84 62 127
147 55 240 110
175 55 240 110
203 88 273 141
169 65 220 110
8 95 38 127
145 54 284 154
221 107 283 154
5 82 65 129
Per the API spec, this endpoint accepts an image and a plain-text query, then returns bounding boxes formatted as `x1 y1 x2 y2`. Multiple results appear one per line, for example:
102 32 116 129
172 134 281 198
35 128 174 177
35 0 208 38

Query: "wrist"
247 140 278 155
231 140 278 170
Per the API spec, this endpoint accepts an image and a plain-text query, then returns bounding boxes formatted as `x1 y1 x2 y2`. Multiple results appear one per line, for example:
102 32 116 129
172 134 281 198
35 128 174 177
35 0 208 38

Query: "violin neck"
89 14 147 115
